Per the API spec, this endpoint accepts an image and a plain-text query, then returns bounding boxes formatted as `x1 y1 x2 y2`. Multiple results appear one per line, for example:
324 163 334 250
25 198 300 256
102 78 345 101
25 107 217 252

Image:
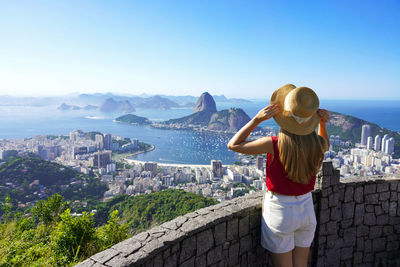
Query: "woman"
227 84 330 267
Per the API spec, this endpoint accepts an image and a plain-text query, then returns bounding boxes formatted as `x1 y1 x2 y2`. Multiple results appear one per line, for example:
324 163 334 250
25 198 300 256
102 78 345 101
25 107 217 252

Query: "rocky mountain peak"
208 108 251 132
193 92 217 113
99 98 135 113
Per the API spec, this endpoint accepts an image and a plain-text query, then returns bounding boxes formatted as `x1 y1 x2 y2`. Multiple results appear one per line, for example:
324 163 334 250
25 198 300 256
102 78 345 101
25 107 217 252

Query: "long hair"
278 129 327 184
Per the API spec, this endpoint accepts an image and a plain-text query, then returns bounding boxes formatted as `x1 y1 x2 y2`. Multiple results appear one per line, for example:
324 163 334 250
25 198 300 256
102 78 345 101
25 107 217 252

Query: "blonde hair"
278 129 328 184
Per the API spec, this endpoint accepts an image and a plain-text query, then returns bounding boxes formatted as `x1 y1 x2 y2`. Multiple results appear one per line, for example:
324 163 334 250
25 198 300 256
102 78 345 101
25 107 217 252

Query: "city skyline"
0 1 399 99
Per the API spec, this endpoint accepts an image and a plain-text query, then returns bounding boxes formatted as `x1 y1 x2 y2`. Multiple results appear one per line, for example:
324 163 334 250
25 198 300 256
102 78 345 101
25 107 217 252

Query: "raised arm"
227 104 280 155
317 109 330 149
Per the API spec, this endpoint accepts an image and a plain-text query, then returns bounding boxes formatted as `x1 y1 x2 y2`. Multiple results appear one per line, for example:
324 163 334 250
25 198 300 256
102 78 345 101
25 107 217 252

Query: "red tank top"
265 136 316 196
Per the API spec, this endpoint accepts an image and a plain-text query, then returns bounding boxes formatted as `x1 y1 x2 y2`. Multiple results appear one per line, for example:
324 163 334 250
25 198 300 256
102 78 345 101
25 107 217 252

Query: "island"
115 114 152 125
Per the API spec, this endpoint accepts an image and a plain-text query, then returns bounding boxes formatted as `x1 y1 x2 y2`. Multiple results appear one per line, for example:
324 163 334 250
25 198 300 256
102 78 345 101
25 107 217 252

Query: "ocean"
0 99 399 165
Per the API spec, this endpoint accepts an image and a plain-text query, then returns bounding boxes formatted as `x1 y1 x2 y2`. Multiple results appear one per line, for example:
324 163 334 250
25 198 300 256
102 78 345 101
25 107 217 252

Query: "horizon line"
0 93 400 102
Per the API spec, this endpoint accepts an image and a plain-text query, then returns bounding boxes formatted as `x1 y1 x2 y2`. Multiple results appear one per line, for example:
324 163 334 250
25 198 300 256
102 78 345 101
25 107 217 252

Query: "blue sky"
0 0 399 99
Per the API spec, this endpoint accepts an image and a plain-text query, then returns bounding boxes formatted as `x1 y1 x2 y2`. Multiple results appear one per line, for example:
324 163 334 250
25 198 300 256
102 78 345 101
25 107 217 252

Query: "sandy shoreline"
116 144 232 168
124 158 216 168
113 145 155 162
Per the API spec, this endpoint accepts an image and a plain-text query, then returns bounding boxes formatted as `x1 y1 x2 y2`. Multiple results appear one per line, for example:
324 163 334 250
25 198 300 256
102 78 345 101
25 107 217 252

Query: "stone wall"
313 164 400 266
76 162 400 267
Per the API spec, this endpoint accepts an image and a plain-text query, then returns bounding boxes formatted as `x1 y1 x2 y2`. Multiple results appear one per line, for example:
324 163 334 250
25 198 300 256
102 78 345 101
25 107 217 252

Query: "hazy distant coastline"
0 96 399 164
0 93 252 110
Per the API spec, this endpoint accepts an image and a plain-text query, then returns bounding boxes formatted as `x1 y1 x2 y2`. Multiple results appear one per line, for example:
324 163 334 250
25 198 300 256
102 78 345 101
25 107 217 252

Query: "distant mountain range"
115 92 252 132
58 95 180 113
57 103 98 111
163 92 252 132
0 92 251 110
159 94 251 105
77 93 251 111
99 98 136 113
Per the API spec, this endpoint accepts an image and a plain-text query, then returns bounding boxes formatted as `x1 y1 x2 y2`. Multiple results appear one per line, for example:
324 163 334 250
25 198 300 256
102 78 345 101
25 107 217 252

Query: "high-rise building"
374 135 381 151
227 169 242 182
69 129 84 142
256 157 264 171
69 131 77 142
0 150 7 160
361 124 371 146
104 134 112 150
73 146 88 158
90 150 112 168
385 137 395 154
144 162 158 176
211 160 223 178
334 136 340 146
106 163 116 173
381 134 389 152
367 136 373 150
131 138 139 149
329 135 335 146
95 134 104 150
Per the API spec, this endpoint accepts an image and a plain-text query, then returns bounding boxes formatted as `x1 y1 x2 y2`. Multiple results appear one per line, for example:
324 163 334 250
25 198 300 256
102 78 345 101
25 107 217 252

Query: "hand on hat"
254 104 280 123
317 109 330 123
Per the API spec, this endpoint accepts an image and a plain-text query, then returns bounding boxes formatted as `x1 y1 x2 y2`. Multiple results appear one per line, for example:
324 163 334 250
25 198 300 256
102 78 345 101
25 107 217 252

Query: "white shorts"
261 191 316 254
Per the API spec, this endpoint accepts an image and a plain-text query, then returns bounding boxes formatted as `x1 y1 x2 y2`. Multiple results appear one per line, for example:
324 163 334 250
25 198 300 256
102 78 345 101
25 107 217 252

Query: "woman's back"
227 84 330 267
265 136 317 196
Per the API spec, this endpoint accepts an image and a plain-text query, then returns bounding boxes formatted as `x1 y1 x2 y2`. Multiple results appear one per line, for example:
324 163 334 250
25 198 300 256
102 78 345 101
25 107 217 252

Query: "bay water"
0 99 399 164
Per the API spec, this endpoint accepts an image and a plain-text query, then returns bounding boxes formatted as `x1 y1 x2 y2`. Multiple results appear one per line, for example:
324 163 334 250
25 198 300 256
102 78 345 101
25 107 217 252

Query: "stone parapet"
76 162 400 267
315 172 400 267
76 191 268 267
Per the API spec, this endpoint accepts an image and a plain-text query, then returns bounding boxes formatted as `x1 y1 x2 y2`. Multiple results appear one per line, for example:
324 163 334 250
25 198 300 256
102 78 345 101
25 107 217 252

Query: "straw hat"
270 84 320 135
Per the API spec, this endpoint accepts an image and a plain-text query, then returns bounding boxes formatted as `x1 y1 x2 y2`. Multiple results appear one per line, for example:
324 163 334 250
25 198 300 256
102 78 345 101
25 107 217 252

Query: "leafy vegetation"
0 189 218 266
112 141 152 155
235 189 249 197
0 157 77 187
0 157 107 216
94 189 218 234
0 194 128 266
0 150 19 162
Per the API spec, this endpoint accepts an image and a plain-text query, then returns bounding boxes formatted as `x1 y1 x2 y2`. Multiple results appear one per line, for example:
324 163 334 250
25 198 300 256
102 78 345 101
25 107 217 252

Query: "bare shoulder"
227 136 274 155
255 136 274 154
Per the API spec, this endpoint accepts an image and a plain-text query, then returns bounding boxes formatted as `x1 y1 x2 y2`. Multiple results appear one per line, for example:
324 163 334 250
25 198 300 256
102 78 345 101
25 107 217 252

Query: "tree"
0 195 12 221
51 209 96 263
32 194 70 225
96 210 128 249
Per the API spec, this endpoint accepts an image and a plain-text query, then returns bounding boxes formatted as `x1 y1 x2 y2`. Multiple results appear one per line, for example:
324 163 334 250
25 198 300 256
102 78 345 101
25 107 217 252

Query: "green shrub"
51 209 97 263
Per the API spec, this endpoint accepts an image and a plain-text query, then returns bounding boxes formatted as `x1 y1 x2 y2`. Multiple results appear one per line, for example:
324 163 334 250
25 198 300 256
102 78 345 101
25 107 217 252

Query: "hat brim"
270 84 319 135
273 112 319 135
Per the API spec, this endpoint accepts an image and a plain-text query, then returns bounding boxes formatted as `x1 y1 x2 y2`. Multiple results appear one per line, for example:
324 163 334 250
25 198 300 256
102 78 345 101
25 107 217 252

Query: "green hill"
0 157 107 213
164 108 252 132
208 108 251 132
94 189 218 234
115 114 152 125
165 110 215 126
327 111 400 158
0 157 76 186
